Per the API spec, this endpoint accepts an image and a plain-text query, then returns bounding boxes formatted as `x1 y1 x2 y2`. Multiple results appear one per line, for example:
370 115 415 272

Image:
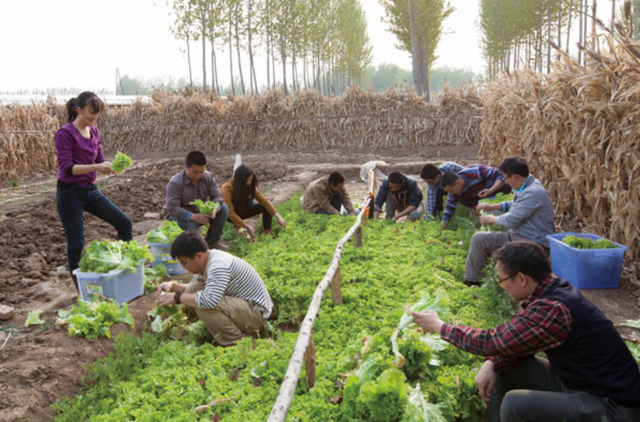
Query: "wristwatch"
174 290 183 304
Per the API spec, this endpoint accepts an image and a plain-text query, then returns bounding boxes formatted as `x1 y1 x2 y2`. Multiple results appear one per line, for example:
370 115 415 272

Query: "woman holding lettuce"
55 91 132 291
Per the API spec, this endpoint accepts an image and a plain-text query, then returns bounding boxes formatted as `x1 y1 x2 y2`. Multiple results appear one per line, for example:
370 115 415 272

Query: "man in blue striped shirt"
440 164 512 230
420 162 463 221
156 231 273 346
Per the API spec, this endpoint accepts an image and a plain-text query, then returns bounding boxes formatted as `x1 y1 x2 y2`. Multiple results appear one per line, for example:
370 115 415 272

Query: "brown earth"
1 144 639 422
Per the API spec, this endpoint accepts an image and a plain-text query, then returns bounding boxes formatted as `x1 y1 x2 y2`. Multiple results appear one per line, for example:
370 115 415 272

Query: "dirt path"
1 144 638 421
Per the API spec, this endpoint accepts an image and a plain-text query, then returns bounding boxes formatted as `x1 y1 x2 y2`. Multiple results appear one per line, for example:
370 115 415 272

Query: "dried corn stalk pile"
0 86 481 179
99 86 481 153
0 100 59 180
480 35 640 261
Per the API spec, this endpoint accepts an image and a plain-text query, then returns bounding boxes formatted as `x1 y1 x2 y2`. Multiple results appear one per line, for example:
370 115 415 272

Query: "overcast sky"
0 0 616 93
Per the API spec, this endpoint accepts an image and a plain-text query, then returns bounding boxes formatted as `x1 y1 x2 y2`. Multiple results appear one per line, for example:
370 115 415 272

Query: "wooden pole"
304 335 316 390
331 266 343 304
354 226 363 248
267 196 371 422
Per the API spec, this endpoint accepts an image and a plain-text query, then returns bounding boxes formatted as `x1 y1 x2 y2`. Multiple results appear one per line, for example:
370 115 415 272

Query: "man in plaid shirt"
440 164 512 229
420 162 463 221
412 241 640 422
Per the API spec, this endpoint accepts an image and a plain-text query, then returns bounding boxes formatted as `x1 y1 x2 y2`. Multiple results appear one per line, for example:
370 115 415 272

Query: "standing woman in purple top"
55 92 132 291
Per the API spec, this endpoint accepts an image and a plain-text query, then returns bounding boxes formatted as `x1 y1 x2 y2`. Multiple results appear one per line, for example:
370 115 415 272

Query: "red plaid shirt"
440 274 573 369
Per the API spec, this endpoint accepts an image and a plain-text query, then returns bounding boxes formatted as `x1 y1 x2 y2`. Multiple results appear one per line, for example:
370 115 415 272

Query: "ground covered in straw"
0 145 638 421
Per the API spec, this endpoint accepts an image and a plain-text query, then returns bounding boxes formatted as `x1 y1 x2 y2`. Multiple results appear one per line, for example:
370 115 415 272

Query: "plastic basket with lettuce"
78 239 153 274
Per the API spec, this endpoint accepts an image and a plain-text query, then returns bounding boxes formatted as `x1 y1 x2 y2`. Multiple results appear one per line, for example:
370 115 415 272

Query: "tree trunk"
186 31 193 88
229 19 235 95
557 0 562 56
567 0 573 52
211 32 219 95
611 0 616 32
247 0 255 94
200 6 207 91
408 0 423 95
234 9 246 95
265 0 271 89
591 0 597 49
578 0 584 64
547 1 551 73
281 36 289 95
633 0 638 41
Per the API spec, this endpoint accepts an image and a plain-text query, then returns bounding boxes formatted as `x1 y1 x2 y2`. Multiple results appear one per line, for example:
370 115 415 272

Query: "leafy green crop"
146 220 184 244
53 195 515 422
56 299 134 339
110 151 133 174
78 240 153 274
190 199 220 215
562 235 617 249
25 309 45 327
478 192 513 205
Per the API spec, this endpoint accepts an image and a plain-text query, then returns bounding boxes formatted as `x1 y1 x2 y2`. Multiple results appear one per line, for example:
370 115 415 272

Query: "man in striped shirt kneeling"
156 231 273 346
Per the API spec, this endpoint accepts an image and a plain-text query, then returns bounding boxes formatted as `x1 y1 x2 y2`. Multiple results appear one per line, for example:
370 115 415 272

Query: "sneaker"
208 242 230 251
464 280 482 288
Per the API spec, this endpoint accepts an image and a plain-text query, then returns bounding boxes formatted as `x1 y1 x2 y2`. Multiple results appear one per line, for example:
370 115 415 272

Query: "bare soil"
1 144 639 422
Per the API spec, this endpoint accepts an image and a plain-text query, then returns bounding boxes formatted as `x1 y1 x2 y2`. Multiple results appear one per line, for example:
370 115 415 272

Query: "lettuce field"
52 198 517 421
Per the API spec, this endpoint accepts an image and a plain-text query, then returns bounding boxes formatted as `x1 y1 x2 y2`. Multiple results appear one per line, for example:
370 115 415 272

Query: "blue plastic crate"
73 259 145 305
546 233 627 289
149 242 187 276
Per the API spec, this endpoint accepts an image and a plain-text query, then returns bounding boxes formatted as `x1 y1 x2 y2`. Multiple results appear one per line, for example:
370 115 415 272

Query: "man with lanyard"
420 162 463 221
373 171 423 221
440 163 512 229
411 241 640 422
465 156 554 286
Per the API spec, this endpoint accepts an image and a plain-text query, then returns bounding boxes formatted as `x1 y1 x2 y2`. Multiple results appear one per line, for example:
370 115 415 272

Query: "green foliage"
479 192 513 205
190 199 220 215
78 240 153 274
143 264 169 292
146 220 184 244
53 196 513 421
562 236 618 250
398 332 432 382
56 299 135 339
25 309 45 327
110 152 132 174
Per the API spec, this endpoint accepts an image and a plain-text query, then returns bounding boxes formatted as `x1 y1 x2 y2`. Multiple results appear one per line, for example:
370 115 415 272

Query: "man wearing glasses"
412 241 640 422
463 156 554 287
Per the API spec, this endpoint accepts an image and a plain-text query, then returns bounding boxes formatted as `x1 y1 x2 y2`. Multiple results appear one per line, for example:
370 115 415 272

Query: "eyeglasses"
496 273 517 285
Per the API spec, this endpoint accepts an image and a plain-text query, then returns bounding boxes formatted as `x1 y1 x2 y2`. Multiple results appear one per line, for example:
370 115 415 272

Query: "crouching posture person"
411 241 640 422
157 231 273 346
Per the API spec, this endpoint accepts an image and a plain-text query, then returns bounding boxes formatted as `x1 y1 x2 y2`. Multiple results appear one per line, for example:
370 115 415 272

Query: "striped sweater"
195 250 273 318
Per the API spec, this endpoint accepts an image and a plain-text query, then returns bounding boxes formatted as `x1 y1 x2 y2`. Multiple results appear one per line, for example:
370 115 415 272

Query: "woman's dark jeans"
233 200 272 230
57 182 132 272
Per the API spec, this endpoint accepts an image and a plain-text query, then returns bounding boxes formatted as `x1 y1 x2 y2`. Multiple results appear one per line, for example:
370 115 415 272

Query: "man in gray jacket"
464 157 554 286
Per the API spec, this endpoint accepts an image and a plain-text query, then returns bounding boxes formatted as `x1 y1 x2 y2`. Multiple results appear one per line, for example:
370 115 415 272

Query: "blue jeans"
171 203 229 246
56 182 132 272
315 192 344 215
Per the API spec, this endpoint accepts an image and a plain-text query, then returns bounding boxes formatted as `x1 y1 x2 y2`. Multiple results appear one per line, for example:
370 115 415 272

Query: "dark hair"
232 164 257 216
387 172 405 185
499 157 529 178
440 171 460 188
493 241 551 282
65 92 105 123
328 172 345 187
170 231 208 259
420 164 441 180
186 151 207 167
